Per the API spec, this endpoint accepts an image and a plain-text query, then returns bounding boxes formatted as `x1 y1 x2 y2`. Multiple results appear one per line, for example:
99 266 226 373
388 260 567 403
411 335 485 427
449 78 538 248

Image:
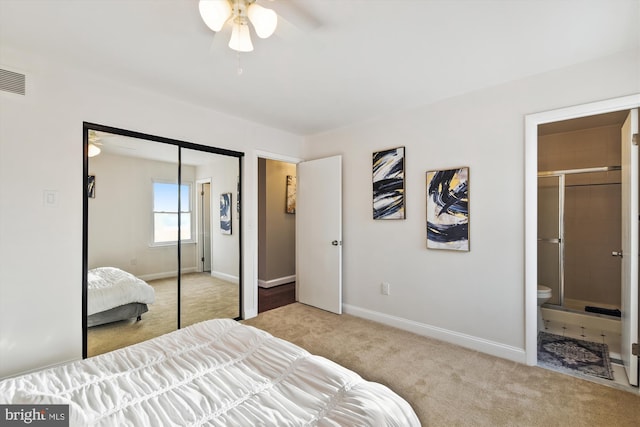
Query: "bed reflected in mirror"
84 126 242 357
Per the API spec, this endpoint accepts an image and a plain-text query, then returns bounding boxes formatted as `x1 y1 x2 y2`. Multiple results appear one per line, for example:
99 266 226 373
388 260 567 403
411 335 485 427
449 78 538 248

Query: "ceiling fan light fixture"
229 19 254 52
199 0 232 32
247 3 277 38
88 143 101 157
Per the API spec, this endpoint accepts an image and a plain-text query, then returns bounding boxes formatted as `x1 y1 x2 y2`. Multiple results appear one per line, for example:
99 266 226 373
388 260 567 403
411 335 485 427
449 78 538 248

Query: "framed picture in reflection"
220 192 232 235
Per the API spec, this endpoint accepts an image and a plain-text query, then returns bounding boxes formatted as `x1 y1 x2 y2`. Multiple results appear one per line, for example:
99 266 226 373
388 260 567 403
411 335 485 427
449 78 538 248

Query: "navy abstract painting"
373 147 405 220
426 167 469 251
220 192 232 235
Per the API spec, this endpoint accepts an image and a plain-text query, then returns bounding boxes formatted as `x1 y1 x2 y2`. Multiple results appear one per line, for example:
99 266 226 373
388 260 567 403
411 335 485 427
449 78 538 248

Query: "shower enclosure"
537 167 622 312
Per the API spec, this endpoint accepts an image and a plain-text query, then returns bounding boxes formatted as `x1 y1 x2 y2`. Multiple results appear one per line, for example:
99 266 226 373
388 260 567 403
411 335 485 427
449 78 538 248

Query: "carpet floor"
87 273 239 357
243 303 640 427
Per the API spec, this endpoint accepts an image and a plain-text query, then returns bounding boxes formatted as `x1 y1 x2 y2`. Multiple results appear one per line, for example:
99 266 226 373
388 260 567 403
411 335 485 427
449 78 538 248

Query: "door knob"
331 240 341 246
612 251 623 258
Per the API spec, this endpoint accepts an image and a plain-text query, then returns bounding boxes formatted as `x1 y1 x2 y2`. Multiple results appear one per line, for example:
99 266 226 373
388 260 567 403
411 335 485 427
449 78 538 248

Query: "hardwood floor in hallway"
258 282 296 313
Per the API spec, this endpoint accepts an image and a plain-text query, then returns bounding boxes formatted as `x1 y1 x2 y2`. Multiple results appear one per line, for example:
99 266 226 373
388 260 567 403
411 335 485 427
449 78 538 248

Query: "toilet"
537 285 552 330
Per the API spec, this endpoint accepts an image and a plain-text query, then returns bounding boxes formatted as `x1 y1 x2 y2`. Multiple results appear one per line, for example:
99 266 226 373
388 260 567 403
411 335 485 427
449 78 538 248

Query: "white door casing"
620 108 638 386
203 182 212 272
296 156 343 314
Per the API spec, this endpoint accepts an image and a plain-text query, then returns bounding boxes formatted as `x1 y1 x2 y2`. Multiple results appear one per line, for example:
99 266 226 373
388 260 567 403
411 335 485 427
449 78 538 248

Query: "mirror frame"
82 122 244 359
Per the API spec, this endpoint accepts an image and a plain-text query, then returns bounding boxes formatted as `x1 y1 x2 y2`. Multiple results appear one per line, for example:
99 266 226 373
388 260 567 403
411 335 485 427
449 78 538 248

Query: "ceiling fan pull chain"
236 52 244 75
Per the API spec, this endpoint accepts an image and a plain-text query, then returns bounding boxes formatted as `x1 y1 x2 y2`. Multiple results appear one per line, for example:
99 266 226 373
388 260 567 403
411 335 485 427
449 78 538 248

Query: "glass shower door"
538 175 563 306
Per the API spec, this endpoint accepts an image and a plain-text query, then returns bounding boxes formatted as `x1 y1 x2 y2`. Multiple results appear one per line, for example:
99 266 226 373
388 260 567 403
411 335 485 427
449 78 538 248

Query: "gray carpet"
87 272 239 356
243 303 640 427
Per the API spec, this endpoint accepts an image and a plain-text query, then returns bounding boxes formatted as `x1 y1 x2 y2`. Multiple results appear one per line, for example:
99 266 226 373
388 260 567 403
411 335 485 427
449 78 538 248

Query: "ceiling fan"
87 130 136 158
199 0 276 52
198 0 320 52
87 130 103 157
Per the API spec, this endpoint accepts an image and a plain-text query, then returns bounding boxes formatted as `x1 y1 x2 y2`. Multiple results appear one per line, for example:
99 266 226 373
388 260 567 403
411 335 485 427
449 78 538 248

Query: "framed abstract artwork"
237 176 241 216
220 192 232 235
286 175 296 214
87 175 96 198
372 146 405 220
426 167 469 251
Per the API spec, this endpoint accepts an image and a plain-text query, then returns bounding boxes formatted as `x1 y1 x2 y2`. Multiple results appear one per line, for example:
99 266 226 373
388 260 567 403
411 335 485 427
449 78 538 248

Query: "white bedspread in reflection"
0 319 421 426
87 267 155 315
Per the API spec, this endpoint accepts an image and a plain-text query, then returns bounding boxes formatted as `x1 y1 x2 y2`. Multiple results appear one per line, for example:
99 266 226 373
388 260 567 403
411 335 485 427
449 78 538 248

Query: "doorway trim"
196 178 212 273
524 93 640 366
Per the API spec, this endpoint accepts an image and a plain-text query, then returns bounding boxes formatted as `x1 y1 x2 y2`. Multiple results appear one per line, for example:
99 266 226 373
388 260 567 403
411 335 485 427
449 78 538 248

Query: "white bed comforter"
0 319 421 427
87 267 155 316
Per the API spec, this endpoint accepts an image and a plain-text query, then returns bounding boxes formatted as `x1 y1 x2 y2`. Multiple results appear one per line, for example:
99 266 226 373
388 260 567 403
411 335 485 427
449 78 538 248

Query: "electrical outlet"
381 282 391 295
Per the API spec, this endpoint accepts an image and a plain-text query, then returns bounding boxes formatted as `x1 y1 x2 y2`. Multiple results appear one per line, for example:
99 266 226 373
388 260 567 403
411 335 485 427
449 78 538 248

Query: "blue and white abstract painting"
426 167 469 251
220 192 232 235
372 146 405 220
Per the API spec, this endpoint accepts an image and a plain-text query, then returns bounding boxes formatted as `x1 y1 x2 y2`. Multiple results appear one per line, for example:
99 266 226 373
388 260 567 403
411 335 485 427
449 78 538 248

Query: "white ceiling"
1 0 638 136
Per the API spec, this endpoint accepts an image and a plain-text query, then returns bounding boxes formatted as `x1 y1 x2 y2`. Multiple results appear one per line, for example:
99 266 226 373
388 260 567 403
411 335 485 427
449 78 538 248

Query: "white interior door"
621 108 638 386
296 156 342 314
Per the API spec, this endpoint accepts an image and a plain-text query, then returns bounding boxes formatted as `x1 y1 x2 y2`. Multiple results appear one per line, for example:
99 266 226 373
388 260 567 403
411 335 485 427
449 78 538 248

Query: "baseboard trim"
211 271 239 285
343 304 526 364
139 267 198 282
1 356 81 380
258 275 296 289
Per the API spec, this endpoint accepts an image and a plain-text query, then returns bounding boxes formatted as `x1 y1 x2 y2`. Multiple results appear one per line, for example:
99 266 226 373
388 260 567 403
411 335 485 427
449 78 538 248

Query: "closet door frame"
82 122 244 359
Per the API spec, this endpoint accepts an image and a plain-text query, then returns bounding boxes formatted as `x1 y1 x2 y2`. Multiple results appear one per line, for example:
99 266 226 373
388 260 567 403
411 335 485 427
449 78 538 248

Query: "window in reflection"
153 182 193 243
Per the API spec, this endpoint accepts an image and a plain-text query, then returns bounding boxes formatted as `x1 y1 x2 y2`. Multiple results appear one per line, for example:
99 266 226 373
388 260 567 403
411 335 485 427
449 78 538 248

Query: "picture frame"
372 146 405 220
220 192 232 235
87 175 96 198
237 176 241 216
286 175 296 214
426 167 469 251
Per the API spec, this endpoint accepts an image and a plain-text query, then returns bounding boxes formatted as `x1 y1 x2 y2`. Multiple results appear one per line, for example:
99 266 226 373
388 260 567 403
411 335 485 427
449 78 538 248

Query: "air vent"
0 68 26 95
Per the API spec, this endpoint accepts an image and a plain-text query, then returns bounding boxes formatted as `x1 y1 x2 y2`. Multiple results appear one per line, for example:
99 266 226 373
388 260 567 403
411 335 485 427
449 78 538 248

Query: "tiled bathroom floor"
540 306 636 391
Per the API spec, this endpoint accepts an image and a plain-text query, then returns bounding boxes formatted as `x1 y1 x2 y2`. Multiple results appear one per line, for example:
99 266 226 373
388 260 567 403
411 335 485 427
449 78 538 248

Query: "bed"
87 267 155 327
0 319 421 426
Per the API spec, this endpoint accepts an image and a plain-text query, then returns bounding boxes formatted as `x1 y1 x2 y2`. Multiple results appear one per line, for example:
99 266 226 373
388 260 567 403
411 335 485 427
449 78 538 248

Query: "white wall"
195 155 240 283
88 153 197 278
0 51 304 378
305 49 640 362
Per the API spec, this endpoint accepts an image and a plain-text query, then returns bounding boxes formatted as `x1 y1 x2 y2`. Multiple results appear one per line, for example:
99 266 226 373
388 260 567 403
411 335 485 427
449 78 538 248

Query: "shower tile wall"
538 124 622 309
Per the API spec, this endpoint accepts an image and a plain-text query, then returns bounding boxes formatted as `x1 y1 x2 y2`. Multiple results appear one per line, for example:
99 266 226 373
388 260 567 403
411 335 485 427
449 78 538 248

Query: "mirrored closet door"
180 148 240 328
83 123 243 358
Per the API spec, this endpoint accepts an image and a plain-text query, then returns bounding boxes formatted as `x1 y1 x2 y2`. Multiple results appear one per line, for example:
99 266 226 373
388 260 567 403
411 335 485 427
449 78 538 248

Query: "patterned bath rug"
537 331 614 380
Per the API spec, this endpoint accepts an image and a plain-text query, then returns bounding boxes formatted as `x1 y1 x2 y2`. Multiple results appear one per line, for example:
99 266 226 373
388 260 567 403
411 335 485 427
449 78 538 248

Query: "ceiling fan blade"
268 0 322 31
208 27 231 53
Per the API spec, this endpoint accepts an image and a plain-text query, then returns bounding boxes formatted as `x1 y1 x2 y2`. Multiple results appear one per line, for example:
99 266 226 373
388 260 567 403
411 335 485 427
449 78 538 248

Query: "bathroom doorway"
526 97 639 390
537 112 627 313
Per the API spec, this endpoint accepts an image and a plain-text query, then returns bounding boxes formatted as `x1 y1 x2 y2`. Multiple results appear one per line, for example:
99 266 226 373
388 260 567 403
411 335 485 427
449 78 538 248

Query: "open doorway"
257 158 297 312
197 179 212 273
525 95 639 392
538 111 627 313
